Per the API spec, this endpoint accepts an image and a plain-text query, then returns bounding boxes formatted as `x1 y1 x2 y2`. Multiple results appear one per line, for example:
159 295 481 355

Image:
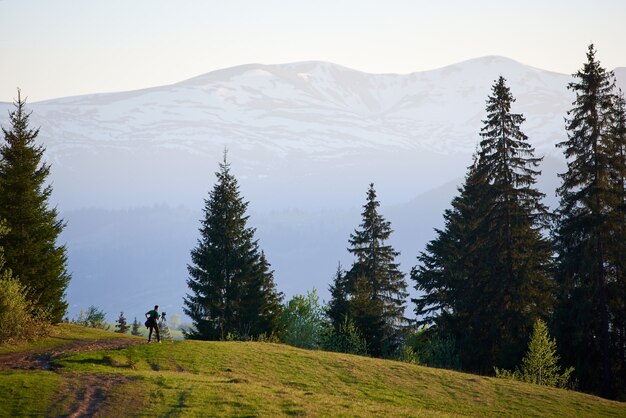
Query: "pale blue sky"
1 0 624 101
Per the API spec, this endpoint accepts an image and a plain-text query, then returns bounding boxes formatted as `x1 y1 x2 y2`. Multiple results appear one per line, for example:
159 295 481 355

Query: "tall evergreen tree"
473 76 555 369
412 166 486 366
342 184 408 357
554 45 623 396
183 153 282 340
0 91 70 322
413 77 554 373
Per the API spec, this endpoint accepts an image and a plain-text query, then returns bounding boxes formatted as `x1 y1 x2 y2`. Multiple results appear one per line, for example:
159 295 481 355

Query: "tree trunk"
597 236 612 397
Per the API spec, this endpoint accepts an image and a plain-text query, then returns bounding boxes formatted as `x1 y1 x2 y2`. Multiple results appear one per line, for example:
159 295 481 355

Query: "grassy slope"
1 325 625 417
0 323 135 355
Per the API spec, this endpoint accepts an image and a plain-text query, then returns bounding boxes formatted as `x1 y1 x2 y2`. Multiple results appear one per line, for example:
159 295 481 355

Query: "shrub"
74 305 110 330
421 335 461 369
407 326 461 370
278 289 326 349
0 276 49 344
322 316 368 355
256 332 280 343
394 343 419 364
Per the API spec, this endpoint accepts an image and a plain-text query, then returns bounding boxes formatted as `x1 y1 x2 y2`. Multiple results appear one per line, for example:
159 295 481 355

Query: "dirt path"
1 338 145 416
0 338 144 371
62 373 132 418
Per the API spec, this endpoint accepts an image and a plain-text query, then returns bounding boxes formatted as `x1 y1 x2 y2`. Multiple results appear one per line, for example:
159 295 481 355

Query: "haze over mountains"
1 56 624 322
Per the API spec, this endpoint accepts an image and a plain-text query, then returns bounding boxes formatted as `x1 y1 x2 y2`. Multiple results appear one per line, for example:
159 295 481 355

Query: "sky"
1 0 624 102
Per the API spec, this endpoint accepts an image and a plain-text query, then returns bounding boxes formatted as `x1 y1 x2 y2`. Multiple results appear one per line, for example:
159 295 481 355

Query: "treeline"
184 45 626 399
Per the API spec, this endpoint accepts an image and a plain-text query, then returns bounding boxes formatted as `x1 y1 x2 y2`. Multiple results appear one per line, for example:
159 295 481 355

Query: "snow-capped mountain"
24 56 572 153
0 56 600 210
1 57 623 321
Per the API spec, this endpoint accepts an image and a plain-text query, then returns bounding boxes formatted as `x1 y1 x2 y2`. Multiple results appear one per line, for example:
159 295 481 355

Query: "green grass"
131 326 186 340
1 324 625 417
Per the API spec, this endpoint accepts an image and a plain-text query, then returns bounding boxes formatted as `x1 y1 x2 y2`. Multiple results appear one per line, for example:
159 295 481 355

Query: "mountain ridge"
0 56 583 166
24 55 567 105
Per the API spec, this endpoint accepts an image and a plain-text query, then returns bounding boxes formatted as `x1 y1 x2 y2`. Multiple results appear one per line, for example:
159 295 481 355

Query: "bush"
278 289 326 349
394 343 419 364
256 332 280 343
73 305 110 330
407 327 461 370
322 316 368 355
421 335 461 369
0 276 49 344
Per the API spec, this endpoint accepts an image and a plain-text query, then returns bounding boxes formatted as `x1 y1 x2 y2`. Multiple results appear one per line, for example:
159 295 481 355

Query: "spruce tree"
412 166 485 363
413 77 554 373
474 76 554 369
131 318 142 336
183 154 282 340
554 45 623 396
327 263 350 330
114 311 130 334
158 315 173 341
495 319 574 388
343 183 407 357
0 91 70 322
519 319 573 388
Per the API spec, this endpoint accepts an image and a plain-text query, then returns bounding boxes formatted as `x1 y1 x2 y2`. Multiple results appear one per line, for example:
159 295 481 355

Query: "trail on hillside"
57 373 133 418
0 338 143 371
1 338 144 416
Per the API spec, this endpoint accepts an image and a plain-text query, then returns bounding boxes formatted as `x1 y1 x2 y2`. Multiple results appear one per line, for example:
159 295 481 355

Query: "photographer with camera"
144 305 161 343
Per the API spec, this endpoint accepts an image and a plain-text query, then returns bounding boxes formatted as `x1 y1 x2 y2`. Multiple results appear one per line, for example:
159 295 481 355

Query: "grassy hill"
0 324 624 417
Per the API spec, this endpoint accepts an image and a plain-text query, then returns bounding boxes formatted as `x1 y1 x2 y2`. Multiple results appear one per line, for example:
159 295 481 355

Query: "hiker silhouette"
145 305 161 343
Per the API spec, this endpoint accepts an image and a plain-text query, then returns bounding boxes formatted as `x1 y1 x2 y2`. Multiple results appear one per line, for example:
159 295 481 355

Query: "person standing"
145 305 161 343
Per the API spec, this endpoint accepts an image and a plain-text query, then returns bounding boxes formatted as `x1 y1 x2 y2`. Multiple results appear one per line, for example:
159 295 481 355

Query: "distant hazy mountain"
1 57 623 321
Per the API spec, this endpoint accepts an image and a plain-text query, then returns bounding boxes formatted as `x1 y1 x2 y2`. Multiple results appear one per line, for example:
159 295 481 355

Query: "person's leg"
155 324 160 342
148 325 153 342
